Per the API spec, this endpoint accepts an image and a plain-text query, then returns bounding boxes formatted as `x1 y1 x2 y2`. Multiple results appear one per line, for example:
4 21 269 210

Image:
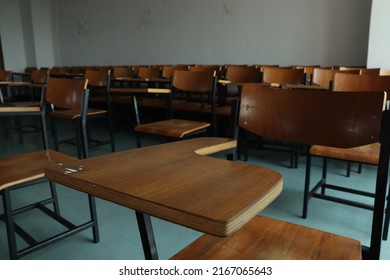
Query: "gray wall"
0 0 372 71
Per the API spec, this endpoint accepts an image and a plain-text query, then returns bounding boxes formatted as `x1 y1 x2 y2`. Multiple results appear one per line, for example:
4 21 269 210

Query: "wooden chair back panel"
256 65 279 72
85 69 109 87
262 67 305 85
50 66 70 75
172 70 216 92
45 78 88 110
189 65 222 78
137 66 161 79
24 67 37 74
239 85 385 148
31 69 48 84
225 66 262 83
161 65 189 79
113 67 134 78
334 73 390 94
71 66 85 74
312 68 359 88
360 68 381 75
0 70 12 81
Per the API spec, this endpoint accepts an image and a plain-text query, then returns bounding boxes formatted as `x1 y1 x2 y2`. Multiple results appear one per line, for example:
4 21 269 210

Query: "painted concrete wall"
0 0 372 71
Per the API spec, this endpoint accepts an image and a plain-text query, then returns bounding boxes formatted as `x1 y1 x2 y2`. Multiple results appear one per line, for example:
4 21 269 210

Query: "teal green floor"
0 115 389 260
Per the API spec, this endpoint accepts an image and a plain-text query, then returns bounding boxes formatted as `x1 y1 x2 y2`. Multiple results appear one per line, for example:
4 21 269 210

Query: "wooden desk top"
110 87 171 95
45 137 283 237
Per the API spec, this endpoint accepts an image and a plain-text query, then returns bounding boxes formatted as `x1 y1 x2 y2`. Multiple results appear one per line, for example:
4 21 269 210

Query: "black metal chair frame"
134 72 218 148
303 111 390 260
49 88 91 159
0 177 99 259
86 70 116 154
0 84 48 149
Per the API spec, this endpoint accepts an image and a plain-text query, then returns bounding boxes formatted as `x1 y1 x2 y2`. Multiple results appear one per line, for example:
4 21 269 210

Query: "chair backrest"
360 68 381 75
24 67 37 74
312 68 360 89
239 85 386 148
45 77 88 110
256 65 279 72
333 73 390 95
189 65 223 78
50 66 70 75
262 67 305 85
238 84 389 260
71 66 85 74
0 70 12 81
172 70 216 93
224 65 262 83
137 66 161 79
112 66 135 78
161 65 189 79
293 65 321 84
31 69 49 84
85 69 110 87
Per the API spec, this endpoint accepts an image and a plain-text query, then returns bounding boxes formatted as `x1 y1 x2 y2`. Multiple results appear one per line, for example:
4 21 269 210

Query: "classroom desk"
44 137 283 259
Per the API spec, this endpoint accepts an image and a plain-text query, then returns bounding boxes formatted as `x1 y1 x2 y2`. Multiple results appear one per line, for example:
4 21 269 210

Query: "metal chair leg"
88 194 100 243
1 189 18 259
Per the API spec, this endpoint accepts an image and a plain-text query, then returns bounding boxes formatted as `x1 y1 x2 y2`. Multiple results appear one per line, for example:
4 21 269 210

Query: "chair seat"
135 119 210 138
50 108 108 120
171 215 362 260
310 143 380 165
0 150 76 191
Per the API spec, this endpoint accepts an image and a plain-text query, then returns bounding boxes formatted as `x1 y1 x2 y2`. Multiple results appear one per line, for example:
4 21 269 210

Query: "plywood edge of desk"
194 139 237 156
221 177 283 236
110 88 171 94
0 174 43 191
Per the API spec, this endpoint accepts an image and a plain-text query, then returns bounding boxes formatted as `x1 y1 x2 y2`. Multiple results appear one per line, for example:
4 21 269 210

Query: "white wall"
0 0 27 71
30 0 56 68
1 0 372 70
367 0 390 69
